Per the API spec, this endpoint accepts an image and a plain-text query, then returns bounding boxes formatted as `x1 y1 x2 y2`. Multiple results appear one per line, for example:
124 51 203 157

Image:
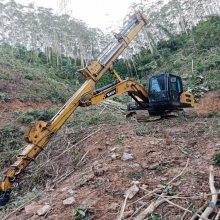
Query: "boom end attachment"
0 189 11 206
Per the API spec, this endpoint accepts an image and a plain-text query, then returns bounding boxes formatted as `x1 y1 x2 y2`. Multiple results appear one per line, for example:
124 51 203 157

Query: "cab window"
150 76 165 93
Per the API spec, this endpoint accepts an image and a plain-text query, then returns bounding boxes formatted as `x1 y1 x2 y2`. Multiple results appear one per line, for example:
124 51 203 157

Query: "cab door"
169 75 183 105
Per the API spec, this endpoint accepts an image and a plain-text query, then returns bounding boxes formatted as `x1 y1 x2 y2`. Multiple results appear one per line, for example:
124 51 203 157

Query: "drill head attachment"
0 189 11 206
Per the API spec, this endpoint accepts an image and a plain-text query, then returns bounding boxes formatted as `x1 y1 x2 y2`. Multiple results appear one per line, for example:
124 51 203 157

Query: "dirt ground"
0 100 59 127
195 90 220 115
0 91 220 220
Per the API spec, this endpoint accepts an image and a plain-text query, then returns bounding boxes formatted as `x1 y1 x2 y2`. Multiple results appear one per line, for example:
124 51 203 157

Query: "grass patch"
72 208 91 220
116 132 128 144
150 212 160 220
127 171 145 179
13 109 58 124
135 126 159 137
67 107 118 128
0 45 77 103
135 129 148 136
0 125 24 166
212 153 220 166
0 92 11 101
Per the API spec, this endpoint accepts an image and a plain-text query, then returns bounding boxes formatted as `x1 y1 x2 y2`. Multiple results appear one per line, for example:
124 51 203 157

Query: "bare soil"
0 100 59 127
5 118 220 220
195 90 220 115
0 91 220 220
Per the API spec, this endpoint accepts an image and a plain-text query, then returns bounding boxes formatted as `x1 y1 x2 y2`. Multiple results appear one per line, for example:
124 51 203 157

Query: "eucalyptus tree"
124 0 220 54
0 0 106 67
0 1 7 43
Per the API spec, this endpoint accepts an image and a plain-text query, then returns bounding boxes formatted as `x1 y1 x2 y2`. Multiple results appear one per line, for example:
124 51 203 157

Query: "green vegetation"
212 153 220 166
0 17 219 104
72 208 91 220
115 132 129 145
135 125 159 137
127 171 145 179
0 92 11 101
1 190 41 217
66 107 118 128
130 16 220 98
150 213 160 220
0 44 80 103
0 125 24 166
13 109 58 124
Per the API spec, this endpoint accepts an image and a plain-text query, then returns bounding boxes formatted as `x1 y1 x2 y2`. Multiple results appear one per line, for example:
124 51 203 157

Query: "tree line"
0 0 219 72
124 0 220 56
0 0 108 68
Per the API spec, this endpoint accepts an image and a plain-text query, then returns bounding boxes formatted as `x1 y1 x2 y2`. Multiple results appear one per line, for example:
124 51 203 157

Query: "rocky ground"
0 91 219 220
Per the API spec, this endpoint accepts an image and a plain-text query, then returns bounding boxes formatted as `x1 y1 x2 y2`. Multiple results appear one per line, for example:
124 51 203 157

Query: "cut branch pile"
118 160 219 220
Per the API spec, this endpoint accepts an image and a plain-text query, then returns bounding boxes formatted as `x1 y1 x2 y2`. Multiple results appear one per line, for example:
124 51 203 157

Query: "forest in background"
0 0 220 101
1 0 220 61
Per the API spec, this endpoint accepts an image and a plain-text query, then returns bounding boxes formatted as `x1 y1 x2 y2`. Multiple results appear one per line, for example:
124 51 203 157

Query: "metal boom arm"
0 12 146 205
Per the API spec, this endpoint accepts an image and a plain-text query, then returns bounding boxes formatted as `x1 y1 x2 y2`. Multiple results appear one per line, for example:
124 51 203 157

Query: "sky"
16 0 144 31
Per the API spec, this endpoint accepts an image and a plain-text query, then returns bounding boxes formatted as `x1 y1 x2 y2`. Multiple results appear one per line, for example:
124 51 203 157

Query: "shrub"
24 74 39 81
46 88 67 103
0 92 11 101
13 109 58 124
0 125 23 165
212 153 220 166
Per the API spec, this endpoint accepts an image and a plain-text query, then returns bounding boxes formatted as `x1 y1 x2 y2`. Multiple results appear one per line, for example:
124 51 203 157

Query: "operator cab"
148 73 183 115
127 72 188 117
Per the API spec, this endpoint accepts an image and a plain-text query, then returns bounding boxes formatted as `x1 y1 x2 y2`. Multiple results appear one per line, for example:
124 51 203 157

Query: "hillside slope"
0 16 220 220
1 110 219 220
0 45 79 104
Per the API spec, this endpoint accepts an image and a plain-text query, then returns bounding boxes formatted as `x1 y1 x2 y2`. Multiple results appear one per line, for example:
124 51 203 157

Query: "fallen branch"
181 203 193 220
53 169 75 185
153 195 201 200
32 128 101 174
52 150 89 185
127 188 162 207
190 201 209 220
76 150 90 166
128 202 147 219
154 193 209 220
133 193 168 220
167 158 190 185
204 191 220 197
127 158 190 217
117 193 130 220
199 165 218 220
177 144 190 155
99 105 107 115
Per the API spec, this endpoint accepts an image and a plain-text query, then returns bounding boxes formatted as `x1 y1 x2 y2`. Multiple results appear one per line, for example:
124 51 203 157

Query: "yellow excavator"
0 13 194 205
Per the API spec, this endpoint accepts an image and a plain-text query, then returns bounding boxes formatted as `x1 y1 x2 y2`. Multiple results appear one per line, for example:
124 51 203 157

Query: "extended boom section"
0 13 147 205
78 13 146 82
